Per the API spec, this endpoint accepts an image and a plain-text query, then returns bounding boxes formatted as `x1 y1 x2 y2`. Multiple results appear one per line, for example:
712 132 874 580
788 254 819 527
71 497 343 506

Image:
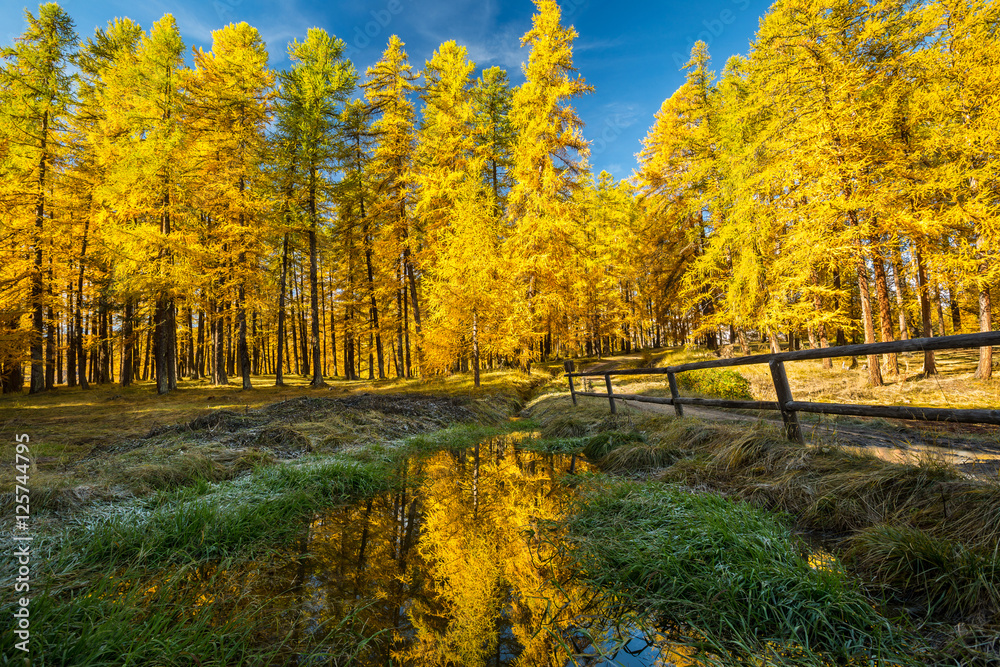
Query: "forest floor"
1 349 998 665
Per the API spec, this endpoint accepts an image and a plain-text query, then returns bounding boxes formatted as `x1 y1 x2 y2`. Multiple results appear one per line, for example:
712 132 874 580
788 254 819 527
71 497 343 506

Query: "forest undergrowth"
526 389 1000 665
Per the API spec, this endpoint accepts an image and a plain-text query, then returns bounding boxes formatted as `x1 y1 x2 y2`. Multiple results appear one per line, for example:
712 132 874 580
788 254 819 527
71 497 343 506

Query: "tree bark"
856 241 883 387
29 110 48 394
891 244 910 341
472 308 481 388
75 214 90 391
871 246 897 376
120 299 134 386
308 169 325 387
915 245 936 376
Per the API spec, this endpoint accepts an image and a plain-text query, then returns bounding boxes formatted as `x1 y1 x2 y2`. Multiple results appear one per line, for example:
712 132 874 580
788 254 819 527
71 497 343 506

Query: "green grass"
63 457 391 568
530 392 1000 648
564 480 915 666
846 525 1000 620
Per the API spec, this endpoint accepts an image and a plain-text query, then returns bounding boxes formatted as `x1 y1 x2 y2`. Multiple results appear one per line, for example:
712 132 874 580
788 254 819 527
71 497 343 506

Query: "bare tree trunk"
121 299 134 386
186 306 197 380
472 308 480 388
891 243 909 341
767 329 781 354
196 309 206 378
405 253 423 377
29 110 49 394
915 245 936 376
872 246 897 376
856 241 883 387
67 281 76 387
975 277 993 380
308 171 324 387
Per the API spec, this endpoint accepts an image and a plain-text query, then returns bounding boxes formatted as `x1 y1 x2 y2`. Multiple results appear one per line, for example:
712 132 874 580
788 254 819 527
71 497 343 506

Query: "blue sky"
1 0 773 181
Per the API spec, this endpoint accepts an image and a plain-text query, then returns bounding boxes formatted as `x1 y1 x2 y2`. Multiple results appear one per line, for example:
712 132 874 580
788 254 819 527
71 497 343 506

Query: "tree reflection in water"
272 434 627 666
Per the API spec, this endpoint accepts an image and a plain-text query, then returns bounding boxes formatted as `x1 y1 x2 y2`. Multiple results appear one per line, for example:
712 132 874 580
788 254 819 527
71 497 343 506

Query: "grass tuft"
564 481 912 665
845 524 1000 620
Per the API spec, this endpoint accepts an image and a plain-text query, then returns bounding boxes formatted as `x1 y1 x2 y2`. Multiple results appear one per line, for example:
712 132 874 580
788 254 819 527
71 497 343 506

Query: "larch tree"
185 22 274 390
507 0 592 367
0 3 76 393
334 100 376 380
76 17 146 390
277 28 357 387
471 66 515 215
363 35 418 378
917 0 1000 379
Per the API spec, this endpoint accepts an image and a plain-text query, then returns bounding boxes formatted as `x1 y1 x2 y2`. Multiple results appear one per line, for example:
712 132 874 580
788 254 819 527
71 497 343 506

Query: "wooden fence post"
564 360 577 406
667 371 683 417
769 360 804 444
604 373 617 414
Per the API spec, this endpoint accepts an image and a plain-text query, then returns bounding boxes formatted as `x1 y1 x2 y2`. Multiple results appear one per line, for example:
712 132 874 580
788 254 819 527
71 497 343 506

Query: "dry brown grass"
742 348 999 410
0 368 545 503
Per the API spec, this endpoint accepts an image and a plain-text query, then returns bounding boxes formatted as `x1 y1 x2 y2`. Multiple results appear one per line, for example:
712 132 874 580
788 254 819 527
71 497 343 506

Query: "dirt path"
577 358 1000 479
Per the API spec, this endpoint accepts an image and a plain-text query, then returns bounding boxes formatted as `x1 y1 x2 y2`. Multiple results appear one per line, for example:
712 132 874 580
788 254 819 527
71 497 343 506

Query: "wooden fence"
564 331 1000 444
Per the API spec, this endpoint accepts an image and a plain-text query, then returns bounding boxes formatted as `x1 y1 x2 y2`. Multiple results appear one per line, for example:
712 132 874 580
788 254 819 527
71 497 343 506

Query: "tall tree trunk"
856 239 883 387
891 243 910 341
237 283 251 389
362 236 384 380
405 252 423 377
29 110 49 394
975 245 993 380
328 269 338 377
276 232 289 385
196 310 206 378
154 199 176 394
142 312 152 381
344 304 355 381
974 285 993 380
121 299 134 386
308 170 325 387
767 328 781 354
44 264 55 389
871 245 897 376
472 308 480 388
67 281 76 387
186 306 197 380
915 245 936 376
395 283 404 378
75 215 89 391
211 296 228 386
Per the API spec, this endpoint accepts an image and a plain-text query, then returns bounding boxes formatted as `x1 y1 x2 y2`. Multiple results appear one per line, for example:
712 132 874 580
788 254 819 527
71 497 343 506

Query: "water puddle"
252 434 692 666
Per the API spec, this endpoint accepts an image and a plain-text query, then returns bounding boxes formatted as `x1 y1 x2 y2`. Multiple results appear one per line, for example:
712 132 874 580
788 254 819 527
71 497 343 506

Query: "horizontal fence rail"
564 331 1000 444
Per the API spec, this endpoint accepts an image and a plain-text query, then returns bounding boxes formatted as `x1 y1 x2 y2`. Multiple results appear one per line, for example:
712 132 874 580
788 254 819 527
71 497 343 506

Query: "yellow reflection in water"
293 436 602 666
